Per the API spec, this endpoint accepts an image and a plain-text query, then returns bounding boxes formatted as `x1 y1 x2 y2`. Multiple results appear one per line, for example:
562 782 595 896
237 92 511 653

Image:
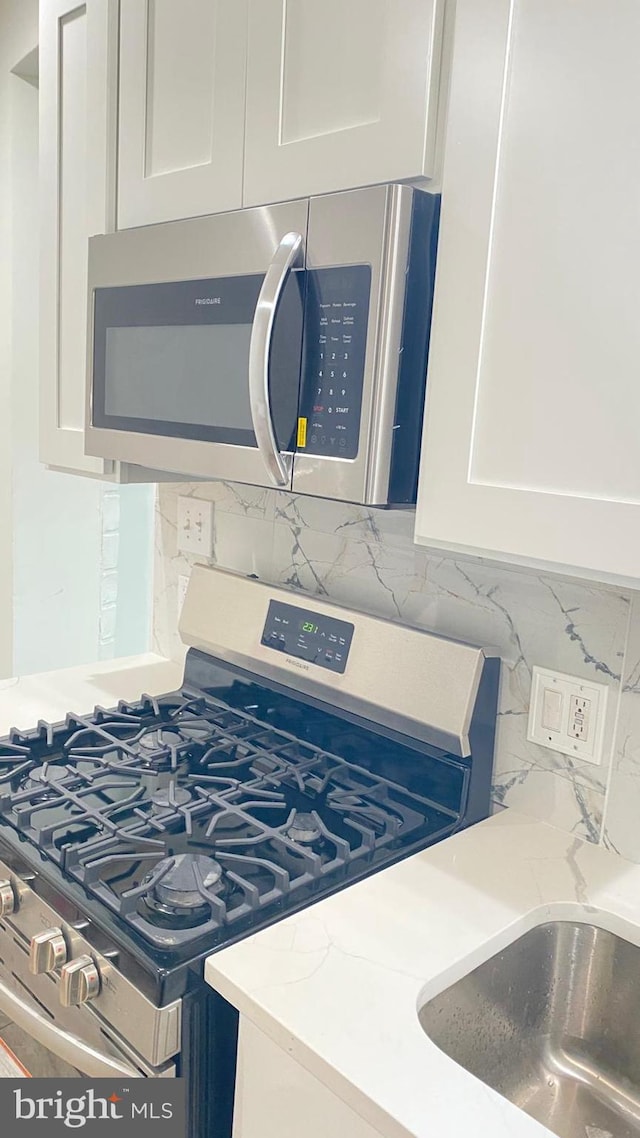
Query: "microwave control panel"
260 600 354 674
297 265 371 459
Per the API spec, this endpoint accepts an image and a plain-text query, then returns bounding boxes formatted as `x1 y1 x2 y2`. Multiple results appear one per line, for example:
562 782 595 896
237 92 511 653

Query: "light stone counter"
206 810 640 1138
0 653 183 734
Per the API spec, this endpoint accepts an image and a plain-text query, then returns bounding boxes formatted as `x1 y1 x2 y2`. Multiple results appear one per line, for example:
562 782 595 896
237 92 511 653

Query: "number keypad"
298 265 370 459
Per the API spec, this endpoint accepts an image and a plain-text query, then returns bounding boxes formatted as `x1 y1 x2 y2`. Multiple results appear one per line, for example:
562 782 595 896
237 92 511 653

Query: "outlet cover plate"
527 666 608 765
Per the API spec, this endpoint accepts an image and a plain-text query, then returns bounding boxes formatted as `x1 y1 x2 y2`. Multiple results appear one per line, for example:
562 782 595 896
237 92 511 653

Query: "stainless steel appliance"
0 567 497 1136
85 185 440 505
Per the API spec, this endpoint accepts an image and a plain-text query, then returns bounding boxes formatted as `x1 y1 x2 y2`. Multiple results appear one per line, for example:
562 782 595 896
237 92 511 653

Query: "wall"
153 480 640 859
8 24 155 677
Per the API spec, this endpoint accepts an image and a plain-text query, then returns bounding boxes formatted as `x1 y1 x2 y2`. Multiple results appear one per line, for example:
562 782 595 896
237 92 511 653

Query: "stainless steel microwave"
85 184 440 506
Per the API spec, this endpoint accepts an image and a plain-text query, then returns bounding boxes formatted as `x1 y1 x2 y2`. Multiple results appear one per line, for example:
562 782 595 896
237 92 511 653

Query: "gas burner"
150 784 192 810
169 719 214 743
285 811 322 845
28 763 69 785
141 854 224 929
136 728 186 754
0 677 462 951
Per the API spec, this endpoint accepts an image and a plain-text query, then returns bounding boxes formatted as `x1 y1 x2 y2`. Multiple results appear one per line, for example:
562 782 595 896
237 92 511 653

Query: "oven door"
85 199 309 487
0 971 175 1078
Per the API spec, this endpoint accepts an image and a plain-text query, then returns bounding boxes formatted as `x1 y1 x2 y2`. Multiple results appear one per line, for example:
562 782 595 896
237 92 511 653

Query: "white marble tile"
213 512 275 579
153 479 634 845
269 521 628 838
153 484 278 659
271 521 422 620
161 480 276 520
602 591 640 861
273 494 416 552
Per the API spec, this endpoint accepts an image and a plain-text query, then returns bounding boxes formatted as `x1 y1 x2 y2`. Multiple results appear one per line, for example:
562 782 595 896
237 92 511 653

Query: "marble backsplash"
153 480 640 859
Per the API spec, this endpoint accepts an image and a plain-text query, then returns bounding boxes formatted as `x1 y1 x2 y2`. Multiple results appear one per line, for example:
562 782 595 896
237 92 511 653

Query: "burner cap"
28 763 68 785
286 811 322 845
151 854 223 909
137 728 184 754
173 719 213 743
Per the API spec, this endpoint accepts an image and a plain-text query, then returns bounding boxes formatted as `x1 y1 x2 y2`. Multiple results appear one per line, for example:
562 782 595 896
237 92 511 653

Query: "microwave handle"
0 973 142 1078
249 231 303 487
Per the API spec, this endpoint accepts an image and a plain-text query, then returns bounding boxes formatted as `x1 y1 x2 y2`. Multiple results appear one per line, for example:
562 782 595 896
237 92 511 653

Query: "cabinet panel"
244 0 444 206
233 1019 383 1138
57 8 87 431
279 0 384 145
415 0 640 584
118 0 247 228
40 0 115 474
471 1 640 503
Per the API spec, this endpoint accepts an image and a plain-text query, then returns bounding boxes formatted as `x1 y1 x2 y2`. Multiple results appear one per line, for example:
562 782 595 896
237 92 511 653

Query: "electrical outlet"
568 694 591 741
176 497 213 556
527 667 608 765
177 574 190 621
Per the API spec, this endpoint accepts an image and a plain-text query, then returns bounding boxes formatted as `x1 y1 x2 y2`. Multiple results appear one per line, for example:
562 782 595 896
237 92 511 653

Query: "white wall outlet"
527 666 608 765
176 497 213 556
177 574 190 621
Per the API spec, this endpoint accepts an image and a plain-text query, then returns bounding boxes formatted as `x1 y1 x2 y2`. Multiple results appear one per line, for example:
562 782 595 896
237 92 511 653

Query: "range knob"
29 927 68 974
60 955 100 1007
0 879 16 917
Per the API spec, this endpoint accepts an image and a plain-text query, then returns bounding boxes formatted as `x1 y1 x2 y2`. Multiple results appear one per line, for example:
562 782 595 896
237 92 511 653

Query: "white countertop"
205 810 640 1138
0 653 183 734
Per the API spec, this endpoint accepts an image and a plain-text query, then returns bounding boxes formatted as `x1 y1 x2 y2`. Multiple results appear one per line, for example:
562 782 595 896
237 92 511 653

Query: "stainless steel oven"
0 855 178 1081
85 184 439 506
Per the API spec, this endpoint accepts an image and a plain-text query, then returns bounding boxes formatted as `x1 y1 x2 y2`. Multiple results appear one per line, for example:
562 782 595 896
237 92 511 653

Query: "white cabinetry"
40 0 117 475
115 0 445 226
233 1019 384 1138
242 0 445 206
415 0 640 585
117 0 247 228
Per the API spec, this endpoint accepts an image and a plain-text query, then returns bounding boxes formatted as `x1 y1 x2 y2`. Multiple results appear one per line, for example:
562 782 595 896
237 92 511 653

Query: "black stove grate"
0 691 458 949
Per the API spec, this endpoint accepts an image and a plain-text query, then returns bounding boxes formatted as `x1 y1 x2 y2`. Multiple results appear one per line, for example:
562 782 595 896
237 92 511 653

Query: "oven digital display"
261 600 354 674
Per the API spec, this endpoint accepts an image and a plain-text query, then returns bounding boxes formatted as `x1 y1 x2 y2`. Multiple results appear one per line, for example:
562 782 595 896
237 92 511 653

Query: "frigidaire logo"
13 1088 174 1129
194 297 221 305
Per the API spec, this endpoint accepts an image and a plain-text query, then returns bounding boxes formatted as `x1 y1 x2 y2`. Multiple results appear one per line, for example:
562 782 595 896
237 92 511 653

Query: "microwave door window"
104 324 253 432
92 273 304 455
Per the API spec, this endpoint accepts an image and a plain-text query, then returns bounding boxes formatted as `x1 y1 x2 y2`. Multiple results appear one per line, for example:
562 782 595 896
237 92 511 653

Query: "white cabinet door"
40 0 117 475
415 0 640 586
243 0 445 207
117 0 247 228
233 1019 384 1138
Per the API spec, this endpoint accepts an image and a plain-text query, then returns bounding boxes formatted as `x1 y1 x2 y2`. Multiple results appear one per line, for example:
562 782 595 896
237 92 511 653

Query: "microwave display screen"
105 323 252 430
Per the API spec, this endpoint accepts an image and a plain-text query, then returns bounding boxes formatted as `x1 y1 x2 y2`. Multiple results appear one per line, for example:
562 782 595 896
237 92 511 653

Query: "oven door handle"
0 974 142 1078
249 231 303 488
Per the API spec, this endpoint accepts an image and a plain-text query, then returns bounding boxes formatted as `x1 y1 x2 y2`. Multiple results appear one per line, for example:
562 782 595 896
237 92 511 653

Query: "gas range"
0 686 453 958
0 567 499 1134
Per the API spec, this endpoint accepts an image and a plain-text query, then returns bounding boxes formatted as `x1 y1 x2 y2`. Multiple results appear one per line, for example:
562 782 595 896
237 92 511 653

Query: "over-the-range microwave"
85 184 440 506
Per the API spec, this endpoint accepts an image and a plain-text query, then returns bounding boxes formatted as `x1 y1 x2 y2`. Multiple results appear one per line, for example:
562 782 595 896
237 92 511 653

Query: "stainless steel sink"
419 921 640 1138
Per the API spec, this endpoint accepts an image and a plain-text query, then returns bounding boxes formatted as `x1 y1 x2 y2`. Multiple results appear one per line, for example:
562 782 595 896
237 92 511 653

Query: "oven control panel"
261 600 354 674
297 265 371 460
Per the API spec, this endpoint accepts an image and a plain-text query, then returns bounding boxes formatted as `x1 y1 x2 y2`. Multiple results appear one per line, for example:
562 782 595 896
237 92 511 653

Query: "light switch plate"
527 666 608 765
177 497 214 556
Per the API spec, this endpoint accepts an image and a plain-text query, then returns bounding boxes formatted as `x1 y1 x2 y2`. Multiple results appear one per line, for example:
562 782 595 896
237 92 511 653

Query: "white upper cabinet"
243 0 445 207
117 0 247 228
40 0 117 475
415 0 640 585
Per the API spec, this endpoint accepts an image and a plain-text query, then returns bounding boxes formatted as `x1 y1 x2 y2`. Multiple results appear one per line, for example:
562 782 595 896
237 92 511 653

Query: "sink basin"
419 921 640 1138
